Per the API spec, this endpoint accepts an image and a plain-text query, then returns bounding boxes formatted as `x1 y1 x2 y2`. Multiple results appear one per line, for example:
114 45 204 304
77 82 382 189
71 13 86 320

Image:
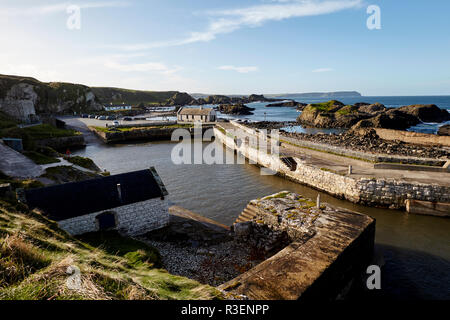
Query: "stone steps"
234 204 259 224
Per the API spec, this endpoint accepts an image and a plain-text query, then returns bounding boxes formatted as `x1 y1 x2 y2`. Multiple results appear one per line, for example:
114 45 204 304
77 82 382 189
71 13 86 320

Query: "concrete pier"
220 192 376 300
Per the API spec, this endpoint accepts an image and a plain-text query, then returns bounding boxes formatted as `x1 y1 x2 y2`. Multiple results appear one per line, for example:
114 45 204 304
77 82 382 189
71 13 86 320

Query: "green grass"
0 201 221 300
21 124 80 140
93 124 193 134
1 124 80 151
65 156 99 171
23 151 61 165
216 127 226 135
306 100 344 112
78 231 162 269
91 87 177 105
336 105 358 115
0 112 18 130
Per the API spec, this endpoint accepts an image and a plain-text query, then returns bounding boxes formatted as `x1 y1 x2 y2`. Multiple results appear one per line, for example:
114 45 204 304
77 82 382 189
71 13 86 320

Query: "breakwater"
220 191 376 300
214 124 450 211
92 125 213 144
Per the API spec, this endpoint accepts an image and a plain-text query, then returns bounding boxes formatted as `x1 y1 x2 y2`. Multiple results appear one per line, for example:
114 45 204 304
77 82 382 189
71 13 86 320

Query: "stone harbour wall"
58 198 169 236
35 135 86 151
374 128 450 147
214 126 450 209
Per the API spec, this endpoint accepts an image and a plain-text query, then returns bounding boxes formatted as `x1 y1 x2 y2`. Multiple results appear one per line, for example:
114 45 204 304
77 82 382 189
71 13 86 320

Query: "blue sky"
0 0 449 95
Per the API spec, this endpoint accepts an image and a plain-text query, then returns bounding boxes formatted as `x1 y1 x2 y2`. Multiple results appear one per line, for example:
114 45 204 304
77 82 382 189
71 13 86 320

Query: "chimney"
117 183 123 203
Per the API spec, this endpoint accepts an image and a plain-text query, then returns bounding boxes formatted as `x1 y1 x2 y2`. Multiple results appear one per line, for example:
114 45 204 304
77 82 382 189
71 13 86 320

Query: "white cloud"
109 0 362 50
312 68 334 72
0 1 130 17
218 65 259 73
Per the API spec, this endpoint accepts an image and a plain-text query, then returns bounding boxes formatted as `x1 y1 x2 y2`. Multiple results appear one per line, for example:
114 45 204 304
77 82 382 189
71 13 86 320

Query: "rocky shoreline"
282 129 450 159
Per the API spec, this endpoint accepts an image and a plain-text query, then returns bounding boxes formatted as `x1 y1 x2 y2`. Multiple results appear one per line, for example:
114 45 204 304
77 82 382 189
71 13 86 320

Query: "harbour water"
75 140 450 299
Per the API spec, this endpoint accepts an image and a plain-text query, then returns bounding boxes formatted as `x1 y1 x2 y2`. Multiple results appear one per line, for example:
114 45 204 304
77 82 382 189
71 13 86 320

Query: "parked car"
88 115 96 119
106 116 116 120
81 114 88 118
106 121 120 127
123 117 133 121
98 116 107 120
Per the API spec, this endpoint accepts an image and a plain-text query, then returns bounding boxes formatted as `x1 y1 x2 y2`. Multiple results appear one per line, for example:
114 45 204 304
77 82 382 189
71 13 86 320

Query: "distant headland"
265 91 362 99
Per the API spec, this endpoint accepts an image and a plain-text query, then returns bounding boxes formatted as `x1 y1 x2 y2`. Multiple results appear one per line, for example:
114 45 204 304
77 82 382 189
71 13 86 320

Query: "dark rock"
352 109 420 131
166 92 197 106
266 100 307 110
203 95 233 105
438 124 450 136
297 101 371 128
398 104 450 123
197 94 281 106
298 101 449 132
233 222 253 238
248 94 266 102
217 103 255 115
358 103 386 114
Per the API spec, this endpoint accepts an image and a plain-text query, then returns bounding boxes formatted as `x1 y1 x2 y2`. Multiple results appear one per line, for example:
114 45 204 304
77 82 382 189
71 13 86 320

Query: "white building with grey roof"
177 107 217 123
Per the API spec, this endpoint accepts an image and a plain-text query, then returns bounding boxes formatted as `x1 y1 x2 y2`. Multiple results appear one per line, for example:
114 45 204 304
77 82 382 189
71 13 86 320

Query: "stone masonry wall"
57 198 169 236
214 126 450 209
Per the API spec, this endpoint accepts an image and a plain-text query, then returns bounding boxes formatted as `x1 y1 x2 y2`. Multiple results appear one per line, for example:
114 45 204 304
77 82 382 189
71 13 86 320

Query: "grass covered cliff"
0 74 192 120
0 182 220 300
91 87 178 106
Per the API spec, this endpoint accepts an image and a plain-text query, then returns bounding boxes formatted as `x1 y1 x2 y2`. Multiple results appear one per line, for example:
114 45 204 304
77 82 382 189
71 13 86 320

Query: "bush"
23 151 60 165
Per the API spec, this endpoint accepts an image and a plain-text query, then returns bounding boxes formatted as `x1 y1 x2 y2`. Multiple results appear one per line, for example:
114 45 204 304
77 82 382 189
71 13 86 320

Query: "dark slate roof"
23 168 168 221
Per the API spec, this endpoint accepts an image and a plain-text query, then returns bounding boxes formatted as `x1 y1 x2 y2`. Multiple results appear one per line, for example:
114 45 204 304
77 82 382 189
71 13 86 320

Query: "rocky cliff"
0 74 103 122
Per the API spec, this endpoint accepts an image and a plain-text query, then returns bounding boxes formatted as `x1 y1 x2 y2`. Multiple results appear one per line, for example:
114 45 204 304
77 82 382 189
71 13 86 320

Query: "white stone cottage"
21 168 169 236
177 107 217 123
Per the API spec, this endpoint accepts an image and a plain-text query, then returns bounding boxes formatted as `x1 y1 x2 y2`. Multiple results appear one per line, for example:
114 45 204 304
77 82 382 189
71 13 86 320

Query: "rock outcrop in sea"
265 100 307 110
297 100 450 130
216 103 255 115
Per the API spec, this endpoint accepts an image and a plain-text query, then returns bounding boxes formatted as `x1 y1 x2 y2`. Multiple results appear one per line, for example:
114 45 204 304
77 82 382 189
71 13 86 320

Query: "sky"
0 0 449 96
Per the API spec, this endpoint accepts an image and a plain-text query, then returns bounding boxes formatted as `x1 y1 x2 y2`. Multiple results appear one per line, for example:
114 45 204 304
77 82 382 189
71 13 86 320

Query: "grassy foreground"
0 197 220 300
